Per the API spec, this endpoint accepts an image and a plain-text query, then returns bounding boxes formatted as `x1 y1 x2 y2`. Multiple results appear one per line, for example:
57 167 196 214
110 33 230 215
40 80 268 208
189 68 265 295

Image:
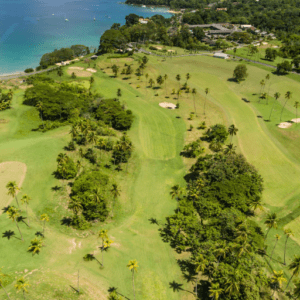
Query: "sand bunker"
68 67 84 70
278 122 292 129
66 69 92 77
86 68 97 73
291 118 300 123
0 161 27 213
159 102 177 109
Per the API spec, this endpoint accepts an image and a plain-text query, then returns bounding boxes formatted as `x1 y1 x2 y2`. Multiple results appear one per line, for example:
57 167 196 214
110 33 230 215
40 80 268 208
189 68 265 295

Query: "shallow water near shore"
0 0 171 75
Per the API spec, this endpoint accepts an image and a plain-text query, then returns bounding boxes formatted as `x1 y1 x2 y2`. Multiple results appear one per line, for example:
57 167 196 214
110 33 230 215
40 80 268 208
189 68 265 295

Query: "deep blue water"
0 0 171 75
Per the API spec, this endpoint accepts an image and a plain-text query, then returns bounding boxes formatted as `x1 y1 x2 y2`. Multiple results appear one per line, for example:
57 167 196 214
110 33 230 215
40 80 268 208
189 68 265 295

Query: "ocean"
0 0 171 75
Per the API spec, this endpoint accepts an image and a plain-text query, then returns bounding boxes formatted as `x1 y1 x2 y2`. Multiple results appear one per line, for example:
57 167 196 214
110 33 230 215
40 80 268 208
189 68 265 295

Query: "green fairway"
2 50 300 299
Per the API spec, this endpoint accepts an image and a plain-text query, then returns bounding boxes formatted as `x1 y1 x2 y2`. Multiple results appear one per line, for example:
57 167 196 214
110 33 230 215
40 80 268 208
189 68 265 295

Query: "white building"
213 53 230 59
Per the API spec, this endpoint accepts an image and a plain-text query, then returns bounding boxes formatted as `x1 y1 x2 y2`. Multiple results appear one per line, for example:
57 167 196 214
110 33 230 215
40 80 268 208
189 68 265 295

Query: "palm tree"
90 187 103 204
87 131 98 149
264 212 278 241
269 92 280 121
70 126 79 139
170 184 183 203
20 195 31 226
6 181 20 207
286 256 300 289
0 268 11 299
293 280 300 299
69 198 83 215
224 271 240 297
228 124 238 143
15 277 30 299
192 88 197 115
148 78 154 88
280 91 292 121
259 79 265 100
224 143 236 155
204 88 209 115
164 74 168 94
156 75 164 88
40 213 49 235
98 229 108 266
209 283 223 300
176 74 181 89
111 184 120 213
186 73 190 84
271 270 286 296
36 101 44 127
6 206 23 240
117 88 122 98
283 229 294 265
294 101 299 124
177 89 182 103
269 234 281 263
209 139 223 152
127 259 139 300
249 196 264 212
28 238 43 255
265 74 271 104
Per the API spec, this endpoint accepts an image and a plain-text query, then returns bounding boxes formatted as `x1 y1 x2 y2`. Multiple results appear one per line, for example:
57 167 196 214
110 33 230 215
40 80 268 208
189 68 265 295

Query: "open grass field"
1 50 300 299
227 43 292 67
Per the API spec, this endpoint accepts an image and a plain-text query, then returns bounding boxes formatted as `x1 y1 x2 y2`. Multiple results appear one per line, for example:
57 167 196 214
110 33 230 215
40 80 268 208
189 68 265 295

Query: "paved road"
0 67 57 81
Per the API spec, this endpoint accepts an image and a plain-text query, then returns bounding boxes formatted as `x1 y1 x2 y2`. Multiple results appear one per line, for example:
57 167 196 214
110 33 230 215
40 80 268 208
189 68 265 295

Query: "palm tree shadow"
108 287 130 299
169 280 194 294
69 285 79 294
148 217 159 225
51 185 61 192
2 230 20 240
61 216 72 226
35 231 44 238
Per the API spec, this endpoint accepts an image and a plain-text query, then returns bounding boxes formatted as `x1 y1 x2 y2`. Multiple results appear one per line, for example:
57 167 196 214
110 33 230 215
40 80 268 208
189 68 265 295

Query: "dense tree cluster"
94 99 134 131
160 152 269 299
0 89 13 111
39 45 89 68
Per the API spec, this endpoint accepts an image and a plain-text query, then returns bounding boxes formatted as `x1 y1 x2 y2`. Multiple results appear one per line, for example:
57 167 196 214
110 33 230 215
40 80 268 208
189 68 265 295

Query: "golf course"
1 50 300 299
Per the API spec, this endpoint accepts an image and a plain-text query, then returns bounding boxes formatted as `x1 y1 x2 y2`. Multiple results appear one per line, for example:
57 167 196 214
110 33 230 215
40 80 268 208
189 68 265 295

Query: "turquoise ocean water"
0 0 171 75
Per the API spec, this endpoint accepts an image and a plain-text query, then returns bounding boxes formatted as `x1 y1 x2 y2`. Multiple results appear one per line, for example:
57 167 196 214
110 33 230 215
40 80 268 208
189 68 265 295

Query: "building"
216 8 227 11
139 18 149 24
213 52 230 59
91 55 98 60
241 24 252 29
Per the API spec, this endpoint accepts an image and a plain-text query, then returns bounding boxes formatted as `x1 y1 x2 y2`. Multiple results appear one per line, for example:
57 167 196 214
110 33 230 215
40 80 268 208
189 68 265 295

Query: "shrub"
181 140 205 158
24 68 34 73
71 215 91 230
202 124 229 143
56 156 78 179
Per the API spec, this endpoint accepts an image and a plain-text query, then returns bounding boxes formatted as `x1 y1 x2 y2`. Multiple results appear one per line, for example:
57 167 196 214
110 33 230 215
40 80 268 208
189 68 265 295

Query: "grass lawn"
227 44 293 67
1 50 300 299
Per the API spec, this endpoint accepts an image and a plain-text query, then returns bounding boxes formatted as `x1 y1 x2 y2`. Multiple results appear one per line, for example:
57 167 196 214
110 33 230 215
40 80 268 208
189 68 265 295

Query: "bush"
71 215 91 230
84 148 97 164
24 68 34 73
181 140 205 158
276 61 292 75
56 156 78 179
36 66 42 71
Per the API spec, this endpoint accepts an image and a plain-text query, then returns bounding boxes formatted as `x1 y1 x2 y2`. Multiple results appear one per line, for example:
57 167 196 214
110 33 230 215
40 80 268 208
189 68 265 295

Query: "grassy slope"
1 52 300 299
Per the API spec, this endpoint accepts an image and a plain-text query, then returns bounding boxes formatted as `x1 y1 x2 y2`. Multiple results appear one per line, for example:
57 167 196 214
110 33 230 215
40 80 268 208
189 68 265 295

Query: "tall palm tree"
68 199 83 216
127 259 139 300
286 256 300 289
36 101 44 127
20 194 31 226
156 75 164 88
294 101 299 124
280 91 292 121
192 88 197 115
111 184 120 213
90 187 103 204
87 131 98 149
6 181 20 207
259 79 265 102
186 73 190 84
148 78 154 88
15 277 30 299
204 88 209 115
177 89 182 103
70 126 79 139
283 228 294 265
271 270 286 296
293 280 300 299
269 92 280 121
164 74 168 94
249 196 264 212
269 234 281 263
224 143 236 155
170 184 183 203
6 206 23 240
224 271 240 297
28 238 43 255
209 283 223 300
228 124 238 143
0 268 11 300
40 213 49 235
176 74 181 89
98 229 108 266
265 74 271 104
264 212 278 241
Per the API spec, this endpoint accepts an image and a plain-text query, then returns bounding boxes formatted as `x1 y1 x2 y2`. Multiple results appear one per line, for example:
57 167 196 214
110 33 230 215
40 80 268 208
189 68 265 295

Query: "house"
260 31 267 36
139 18 149 24
232 2 239 5
91 55 98 60
214 52 230 59
216 8 227 11
241 24 252 29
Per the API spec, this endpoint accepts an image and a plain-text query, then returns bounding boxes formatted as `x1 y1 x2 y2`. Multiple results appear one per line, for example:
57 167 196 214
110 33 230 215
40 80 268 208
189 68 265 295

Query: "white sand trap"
86 68 97 73
159 102 177 109
291 118 300 123
0 161 27 213
278 122 292 128
168 49 175 52
69 67 84 70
